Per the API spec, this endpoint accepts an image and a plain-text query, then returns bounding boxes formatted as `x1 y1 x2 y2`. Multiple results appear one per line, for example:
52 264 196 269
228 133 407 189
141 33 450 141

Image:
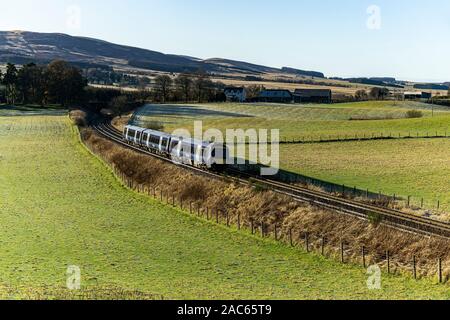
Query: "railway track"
92 122 450 239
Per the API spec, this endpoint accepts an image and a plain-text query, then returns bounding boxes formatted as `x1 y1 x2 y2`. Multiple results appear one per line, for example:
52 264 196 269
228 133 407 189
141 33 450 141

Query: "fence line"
108 150 449 285
232 163 447 214
246 131 450 145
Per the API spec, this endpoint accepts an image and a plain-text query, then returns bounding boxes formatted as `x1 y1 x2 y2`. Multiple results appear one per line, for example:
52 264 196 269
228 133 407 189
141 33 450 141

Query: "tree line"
151 72 226 103
354 87 390 101
0 60 86 106
0 60 228 116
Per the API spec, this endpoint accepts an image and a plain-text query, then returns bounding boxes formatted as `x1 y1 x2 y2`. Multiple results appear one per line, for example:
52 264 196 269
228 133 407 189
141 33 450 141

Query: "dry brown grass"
111 114 132 132
0 284 163 300
69 110 88 127
80 124 450 279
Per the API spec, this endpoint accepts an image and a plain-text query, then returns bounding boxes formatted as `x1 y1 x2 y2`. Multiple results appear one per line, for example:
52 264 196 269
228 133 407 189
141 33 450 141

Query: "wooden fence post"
321 237 326 256
237 213 241 230
215 209 219 224
362 246 366 268
413 256 417 280
341 242 345 263
261 223 265 238
289 228 293 247
251 220 254 235
226 212 230 227
386 251 390 274
305 233 310 253
189 202 192 215
438 258 443 284
172 194 175 207
274 225 278 241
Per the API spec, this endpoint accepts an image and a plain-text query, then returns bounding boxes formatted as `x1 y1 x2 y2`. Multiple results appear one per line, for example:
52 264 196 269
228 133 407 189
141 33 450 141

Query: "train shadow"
134 104 254 119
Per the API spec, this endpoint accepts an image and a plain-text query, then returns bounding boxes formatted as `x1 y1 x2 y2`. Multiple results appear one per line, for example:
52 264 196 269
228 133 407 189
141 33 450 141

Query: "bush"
69 110 88 127
140 120 164 131
405 110 424 119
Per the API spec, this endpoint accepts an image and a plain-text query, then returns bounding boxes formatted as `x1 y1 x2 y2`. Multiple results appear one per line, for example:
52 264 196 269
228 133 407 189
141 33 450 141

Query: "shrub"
405 110 423 119
69 110 87 127
140 120 164 131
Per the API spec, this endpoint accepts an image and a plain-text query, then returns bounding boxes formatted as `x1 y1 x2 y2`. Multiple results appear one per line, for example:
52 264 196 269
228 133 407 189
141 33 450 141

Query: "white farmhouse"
224 87 247 102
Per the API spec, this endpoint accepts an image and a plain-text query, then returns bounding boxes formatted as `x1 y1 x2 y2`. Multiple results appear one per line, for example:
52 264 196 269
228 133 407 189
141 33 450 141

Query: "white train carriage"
169 137 230 169
123 125 230 169
123 125 146 145
141 129 172 154
124 125 170 154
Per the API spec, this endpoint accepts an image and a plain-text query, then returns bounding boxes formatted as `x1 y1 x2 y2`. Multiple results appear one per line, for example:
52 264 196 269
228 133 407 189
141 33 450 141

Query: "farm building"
293 89 332 103
224 87 247 102
258 89 293 103
403 91 431 100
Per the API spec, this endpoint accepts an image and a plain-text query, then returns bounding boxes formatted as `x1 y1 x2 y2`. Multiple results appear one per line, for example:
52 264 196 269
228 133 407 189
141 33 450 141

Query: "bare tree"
369 87 390 100
154 75 173 103
193 70 210 103
246 85 265 100
355 89 369 101
175 74 193 103
109 95 128 117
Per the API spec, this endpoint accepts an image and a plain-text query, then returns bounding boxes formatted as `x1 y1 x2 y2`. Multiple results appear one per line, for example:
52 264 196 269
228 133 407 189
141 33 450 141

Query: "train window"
128 129 135 139
171 140 180 150
150 135 160 145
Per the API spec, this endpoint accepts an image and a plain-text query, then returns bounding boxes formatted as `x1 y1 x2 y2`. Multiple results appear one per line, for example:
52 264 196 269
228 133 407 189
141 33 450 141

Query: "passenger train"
123 125 230 170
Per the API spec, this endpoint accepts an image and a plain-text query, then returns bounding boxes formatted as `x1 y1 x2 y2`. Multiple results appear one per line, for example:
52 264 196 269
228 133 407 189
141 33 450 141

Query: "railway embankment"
70 109 450 282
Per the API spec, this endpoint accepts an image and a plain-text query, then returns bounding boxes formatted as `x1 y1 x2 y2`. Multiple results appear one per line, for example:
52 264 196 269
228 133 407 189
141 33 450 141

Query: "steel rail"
92 122 450 239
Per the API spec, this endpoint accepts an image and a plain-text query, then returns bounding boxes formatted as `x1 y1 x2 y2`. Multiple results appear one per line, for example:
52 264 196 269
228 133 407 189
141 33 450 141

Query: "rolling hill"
0 30 324 77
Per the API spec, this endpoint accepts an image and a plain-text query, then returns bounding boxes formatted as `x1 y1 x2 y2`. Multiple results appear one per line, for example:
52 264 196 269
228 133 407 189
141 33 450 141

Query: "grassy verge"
0 112 449 299
129 101 450 214
131 101 450 141
280 139 450 215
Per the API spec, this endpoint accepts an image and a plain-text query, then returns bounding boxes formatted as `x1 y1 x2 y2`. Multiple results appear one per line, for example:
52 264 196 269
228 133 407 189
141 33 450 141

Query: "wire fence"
231 163 448 214
2 285 164 300
277 130 450 145
112 163 449 286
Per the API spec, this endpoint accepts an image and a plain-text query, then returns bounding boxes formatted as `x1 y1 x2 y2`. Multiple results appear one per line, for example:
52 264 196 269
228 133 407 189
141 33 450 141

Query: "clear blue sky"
2 0 449 82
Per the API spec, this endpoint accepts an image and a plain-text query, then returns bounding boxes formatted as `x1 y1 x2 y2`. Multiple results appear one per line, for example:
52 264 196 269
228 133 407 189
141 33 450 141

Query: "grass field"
1 111 450 299
132 101 450 213
280 139 450 214
133 101 450 142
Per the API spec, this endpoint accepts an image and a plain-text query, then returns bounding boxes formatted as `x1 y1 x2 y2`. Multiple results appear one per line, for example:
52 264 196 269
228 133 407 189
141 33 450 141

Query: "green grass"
280 139 450 213
133 101 450 141
133 101 450 213
0 104 66 117
1 112 450 299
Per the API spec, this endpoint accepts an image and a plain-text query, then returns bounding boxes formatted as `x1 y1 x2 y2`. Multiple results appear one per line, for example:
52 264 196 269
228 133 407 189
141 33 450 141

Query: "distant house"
293 89 332 104
258 89 293 103
224 87 247 102
421 92 432 99
404 91 431 100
